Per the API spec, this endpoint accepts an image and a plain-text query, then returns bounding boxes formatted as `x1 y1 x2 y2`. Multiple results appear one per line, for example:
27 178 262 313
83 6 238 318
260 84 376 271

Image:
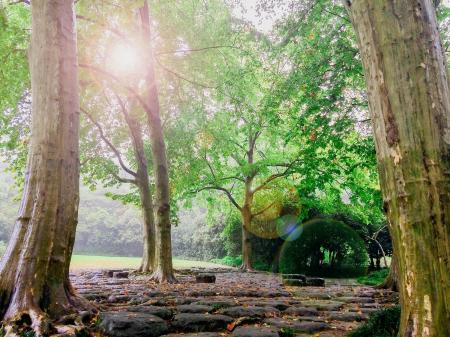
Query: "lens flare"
276 214 303 241
108 43 140 76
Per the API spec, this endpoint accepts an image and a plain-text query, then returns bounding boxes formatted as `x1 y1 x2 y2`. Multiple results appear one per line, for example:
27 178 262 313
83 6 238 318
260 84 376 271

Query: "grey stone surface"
219 306 280 318
171 313 233 332
126 305 174 320
177 304 214 314
265 317 330 333
99 311 168 337
232 326 279 337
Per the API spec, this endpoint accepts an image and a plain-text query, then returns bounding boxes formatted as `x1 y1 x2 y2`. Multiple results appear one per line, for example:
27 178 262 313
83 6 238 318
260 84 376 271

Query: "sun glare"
108 43 140 76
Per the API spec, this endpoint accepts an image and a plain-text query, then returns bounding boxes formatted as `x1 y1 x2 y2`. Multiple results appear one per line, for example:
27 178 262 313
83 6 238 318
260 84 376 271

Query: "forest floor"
61 268 399 337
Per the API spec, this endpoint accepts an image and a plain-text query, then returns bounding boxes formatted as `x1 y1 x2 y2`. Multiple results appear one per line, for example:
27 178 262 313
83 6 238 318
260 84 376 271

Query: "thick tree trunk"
123 108 156 273
240 208 253 271
0 1 91 334
139 1 175 283
346 1 450 336
379 253 399 292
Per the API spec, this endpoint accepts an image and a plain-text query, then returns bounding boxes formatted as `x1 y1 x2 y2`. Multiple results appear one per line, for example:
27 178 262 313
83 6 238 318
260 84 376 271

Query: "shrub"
279 218 369 277
357 269 389 286
211 255 242 267
347 306 400 337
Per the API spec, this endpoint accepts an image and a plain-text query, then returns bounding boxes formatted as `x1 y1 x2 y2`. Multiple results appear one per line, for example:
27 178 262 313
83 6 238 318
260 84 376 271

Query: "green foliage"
279 328 295 337
0 3 30 187
346 306 400 337
172 203 226 260
75 329 90 337
357 269 389 286
279 218 368 277
19 332 35 337
211 255 242 268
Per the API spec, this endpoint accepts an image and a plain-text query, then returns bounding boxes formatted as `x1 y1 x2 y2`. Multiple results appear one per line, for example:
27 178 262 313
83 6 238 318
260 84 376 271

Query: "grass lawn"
70 254 230 270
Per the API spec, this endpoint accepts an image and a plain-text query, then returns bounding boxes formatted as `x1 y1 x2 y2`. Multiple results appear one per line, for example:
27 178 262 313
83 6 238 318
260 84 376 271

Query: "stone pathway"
66 268 398 337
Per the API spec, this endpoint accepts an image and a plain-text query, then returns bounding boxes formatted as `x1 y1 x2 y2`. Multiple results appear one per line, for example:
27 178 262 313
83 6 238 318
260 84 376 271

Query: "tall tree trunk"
139 1 175 283
0 1 91 334
240 206 253 271
123 109 155 273
345 1 450 336
378 252 399 292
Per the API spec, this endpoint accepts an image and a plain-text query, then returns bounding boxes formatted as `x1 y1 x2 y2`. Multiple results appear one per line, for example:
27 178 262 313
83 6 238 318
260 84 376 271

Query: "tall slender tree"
345 1 450 336
139 1 175 283
80 94 156 273
0 1 91 334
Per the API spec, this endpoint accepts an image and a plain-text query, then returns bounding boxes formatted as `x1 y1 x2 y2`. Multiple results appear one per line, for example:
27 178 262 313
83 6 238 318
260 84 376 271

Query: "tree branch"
196 185 242 211
252 159 299 194
110 172 138 185
252 201 277 217
80 107 138 178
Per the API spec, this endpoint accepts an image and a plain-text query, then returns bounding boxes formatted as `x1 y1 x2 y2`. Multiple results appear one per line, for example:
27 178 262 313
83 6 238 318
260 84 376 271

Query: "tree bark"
379 253 399 292
0 1 91 334
240 206 253 271
123 108 156 273
139 1 175 283
345 1 450 336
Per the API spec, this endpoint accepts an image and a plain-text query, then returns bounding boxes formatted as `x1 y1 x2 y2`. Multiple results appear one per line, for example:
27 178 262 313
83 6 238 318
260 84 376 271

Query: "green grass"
70 254 229 270
357 269 389 286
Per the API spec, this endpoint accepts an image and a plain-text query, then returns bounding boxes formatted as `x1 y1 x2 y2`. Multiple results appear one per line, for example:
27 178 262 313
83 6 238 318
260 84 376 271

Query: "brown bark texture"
0 1 91 334
139 1 175 283
122 106 156 273
345 1 450 336
378 252 399 292
240 208 253 271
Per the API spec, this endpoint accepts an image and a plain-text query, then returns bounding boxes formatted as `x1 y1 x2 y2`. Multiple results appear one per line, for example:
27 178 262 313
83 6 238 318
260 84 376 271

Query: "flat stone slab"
161 332 221 337
282 279 306 286
283 306 319 316
301 300 345 311
339 296 375 303
171 313 233 332
264 318 330 333
126 305 173 319
177 304 214 314
196 274 216 283
113 271 129 278
281 274 307 281
99 311 168 337
306 277 325 287
219 306 280 318
325 311 368 322
194 299 236 308
232 326 279 337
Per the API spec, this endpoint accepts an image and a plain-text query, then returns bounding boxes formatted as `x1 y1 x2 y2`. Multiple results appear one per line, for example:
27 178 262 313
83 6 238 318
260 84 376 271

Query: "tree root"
239 264 254 272
3 308 53 337
136 264 153 274
149 269 178 284
1 289 96 337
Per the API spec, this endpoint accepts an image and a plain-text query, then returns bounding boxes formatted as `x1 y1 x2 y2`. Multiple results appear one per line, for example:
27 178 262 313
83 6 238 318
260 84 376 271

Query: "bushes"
211 255 242 267
357 269 389 286
211 255 270 271
279 218 369 277
347 306 400 337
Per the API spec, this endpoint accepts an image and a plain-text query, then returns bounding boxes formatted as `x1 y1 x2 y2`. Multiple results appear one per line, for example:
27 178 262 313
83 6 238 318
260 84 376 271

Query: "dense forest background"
0 162 225 259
